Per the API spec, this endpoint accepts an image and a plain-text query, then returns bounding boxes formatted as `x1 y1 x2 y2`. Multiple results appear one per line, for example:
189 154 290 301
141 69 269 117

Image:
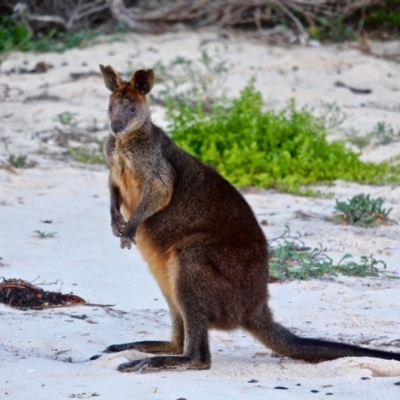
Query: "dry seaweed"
0 277 86 310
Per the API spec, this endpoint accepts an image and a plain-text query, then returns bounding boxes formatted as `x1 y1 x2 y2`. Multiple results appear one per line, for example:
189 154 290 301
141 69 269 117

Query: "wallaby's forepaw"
111 217 126 237
120 224 137 249
120 236 134 249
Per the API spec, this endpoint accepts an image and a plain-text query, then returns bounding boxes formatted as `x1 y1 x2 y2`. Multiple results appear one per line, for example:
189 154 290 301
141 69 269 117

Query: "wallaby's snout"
111 120 124 134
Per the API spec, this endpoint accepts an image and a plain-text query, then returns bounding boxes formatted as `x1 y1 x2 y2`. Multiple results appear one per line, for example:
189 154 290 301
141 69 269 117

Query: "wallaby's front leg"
109 179 126 237
120 160 175 249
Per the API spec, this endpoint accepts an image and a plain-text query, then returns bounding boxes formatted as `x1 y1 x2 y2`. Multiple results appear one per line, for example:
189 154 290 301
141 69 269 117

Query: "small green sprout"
8 154 27 168
33 230 57 239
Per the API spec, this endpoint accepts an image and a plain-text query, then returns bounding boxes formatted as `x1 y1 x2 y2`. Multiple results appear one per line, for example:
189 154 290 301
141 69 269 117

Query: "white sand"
1 31 400 399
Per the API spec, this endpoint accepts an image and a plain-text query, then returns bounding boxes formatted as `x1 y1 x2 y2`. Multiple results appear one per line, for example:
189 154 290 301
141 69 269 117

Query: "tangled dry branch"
109 0 379 36
5 0 380 37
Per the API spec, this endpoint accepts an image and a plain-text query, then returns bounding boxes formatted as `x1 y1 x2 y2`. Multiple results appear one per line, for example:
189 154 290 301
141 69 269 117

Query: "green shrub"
268 226 395 281
0 16 32 53
365 0 400 29
331 194 394 227
167 83 400 194
0 16 101 54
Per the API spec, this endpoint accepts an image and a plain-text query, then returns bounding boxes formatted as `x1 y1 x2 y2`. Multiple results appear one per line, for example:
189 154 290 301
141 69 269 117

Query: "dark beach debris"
361 377 371 380
311 390 319 393
248 379 259 383
70 314 87 320
30 61 51 73
334 81 372 95
0 277 85 310
24 92 61 103
68 393 100 398
70 71 101 80
12 62 52 75
274 386 288 390
394 381 400 386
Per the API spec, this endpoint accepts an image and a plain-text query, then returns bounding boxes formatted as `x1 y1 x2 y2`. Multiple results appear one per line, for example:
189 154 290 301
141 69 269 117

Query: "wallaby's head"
99 64 155 137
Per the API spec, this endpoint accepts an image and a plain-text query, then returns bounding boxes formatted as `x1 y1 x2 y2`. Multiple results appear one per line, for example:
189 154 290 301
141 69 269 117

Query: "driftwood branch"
108 0 161 33
67 0 110 29
13 2 67 34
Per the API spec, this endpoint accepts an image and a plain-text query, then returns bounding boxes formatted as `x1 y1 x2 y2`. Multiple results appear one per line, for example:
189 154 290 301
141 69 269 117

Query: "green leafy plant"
167 83 400 194
331 194 394 227
268 226 395 281
33 230 57 239
7 154 28 168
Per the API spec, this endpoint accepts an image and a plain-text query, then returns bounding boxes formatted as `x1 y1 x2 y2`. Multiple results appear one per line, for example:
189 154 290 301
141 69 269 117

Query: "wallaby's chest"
110 150 142 221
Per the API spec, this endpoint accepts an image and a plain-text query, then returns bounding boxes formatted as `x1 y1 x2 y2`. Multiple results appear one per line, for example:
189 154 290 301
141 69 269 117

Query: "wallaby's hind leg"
117 313 211 372
116 258 212 373
104 302 185 355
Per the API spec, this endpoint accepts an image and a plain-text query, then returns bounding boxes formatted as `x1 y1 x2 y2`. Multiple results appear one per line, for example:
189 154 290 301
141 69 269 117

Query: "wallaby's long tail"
244 305 400 362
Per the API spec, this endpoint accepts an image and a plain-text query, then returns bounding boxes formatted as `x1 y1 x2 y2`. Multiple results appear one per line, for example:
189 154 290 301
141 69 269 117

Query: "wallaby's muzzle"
111 120 124 134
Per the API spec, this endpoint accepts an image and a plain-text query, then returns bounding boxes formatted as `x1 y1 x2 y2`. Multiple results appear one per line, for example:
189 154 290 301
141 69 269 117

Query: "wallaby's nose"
111 120 123 134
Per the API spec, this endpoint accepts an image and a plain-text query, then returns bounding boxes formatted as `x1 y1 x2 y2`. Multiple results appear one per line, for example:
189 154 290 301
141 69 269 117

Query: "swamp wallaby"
98 64 400 373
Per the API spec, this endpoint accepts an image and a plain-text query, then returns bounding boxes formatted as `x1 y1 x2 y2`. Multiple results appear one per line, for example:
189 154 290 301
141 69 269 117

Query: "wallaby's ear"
131 69 155 95
99 64 122 92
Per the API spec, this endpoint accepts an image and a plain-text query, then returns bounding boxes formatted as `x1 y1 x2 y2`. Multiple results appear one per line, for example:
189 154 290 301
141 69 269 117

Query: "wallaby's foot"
104 340 183 355
117 356 211 373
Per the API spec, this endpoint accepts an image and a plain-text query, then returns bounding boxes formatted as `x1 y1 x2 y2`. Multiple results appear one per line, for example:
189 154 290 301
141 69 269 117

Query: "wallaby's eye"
108 105 112 112
130 107 136 113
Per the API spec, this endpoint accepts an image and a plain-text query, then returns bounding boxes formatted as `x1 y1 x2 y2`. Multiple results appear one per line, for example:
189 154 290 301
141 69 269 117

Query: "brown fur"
110 160 141 221
98 64 400 373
